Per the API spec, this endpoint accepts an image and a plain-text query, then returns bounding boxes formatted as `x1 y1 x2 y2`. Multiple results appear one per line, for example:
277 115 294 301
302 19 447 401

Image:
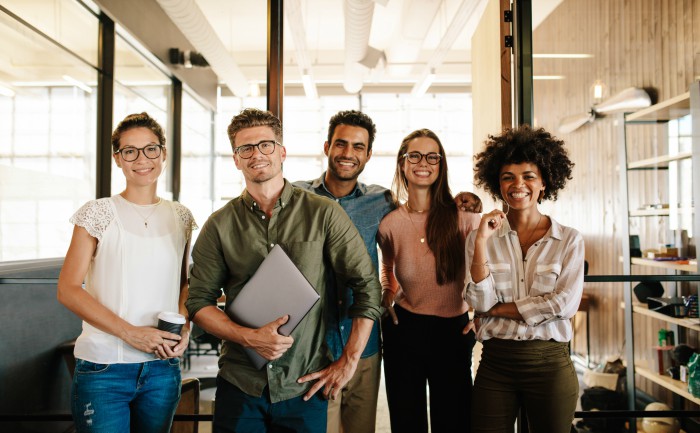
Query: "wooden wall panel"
530 0 700 406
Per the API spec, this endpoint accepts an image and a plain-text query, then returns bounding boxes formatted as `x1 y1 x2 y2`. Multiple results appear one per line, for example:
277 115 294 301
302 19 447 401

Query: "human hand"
462 320 476 335
478 209 506 239
381 290 398 325
243 315 294 361
297 356 358 401
123 325 180 356
160 325 191 359
455 191 483 213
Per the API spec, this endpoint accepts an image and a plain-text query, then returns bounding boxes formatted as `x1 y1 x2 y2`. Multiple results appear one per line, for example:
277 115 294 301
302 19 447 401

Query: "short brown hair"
111 112 165 153
227 108 282 150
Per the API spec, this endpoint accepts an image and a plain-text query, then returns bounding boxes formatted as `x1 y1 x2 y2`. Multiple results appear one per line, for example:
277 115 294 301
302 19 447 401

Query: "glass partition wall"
0 2 99 261
0 0 475 262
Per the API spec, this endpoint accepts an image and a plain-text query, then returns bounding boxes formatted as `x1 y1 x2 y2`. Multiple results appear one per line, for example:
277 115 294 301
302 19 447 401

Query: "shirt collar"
497 214 563 241
241 179 294 211
311 171 366 199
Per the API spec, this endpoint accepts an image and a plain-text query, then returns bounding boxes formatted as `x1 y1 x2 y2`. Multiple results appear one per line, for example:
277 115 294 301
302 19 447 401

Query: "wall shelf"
635 366 700 405
627 151 692 169
631 257 697 272
626 92 690 122
619 81 699 413
631 303 700 332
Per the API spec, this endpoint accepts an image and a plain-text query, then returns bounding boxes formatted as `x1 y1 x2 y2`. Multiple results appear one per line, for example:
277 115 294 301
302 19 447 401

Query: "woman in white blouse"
465 125 584 433
57 112 196 433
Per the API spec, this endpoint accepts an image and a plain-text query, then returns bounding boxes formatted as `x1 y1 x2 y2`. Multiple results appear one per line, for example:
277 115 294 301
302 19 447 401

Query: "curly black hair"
473 125 574 202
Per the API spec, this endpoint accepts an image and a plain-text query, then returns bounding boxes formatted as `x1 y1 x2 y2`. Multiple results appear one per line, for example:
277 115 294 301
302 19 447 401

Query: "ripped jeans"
71 358 181 433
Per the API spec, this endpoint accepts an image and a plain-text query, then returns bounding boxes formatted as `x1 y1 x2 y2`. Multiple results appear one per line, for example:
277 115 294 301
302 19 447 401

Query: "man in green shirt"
186 108 382 433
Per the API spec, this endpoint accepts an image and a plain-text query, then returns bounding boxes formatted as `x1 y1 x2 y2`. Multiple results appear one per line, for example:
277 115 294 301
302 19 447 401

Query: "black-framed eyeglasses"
403 151 442 165
234 140 280 159
114 144 164 162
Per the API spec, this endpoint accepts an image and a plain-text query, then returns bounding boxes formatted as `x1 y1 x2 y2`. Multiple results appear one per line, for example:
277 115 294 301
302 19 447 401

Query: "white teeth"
511 192 529 198
338 161 355 167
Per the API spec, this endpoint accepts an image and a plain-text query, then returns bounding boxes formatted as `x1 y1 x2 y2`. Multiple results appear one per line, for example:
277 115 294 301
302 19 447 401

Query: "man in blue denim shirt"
295 110 392 433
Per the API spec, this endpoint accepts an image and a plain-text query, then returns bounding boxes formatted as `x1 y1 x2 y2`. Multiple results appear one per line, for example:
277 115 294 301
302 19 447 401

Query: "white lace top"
69 195 197 364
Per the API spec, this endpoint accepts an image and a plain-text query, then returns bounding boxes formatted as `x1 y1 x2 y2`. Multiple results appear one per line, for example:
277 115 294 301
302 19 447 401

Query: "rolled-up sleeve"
186 219 229 319
515 231 585 326
464 230 500 312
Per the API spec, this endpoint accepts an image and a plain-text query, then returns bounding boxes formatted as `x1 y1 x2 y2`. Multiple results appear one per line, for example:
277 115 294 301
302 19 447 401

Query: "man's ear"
279 144 287 163
113 154 121 168
233 154 242 170
323 141 330 157
366 148 373 162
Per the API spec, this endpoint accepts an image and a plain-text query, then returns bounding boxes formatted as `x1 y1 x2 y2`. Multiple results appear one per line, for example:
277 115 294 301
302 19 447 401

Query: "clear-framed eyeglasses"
234 140 281 159
114 144 164 162
403 151 442 165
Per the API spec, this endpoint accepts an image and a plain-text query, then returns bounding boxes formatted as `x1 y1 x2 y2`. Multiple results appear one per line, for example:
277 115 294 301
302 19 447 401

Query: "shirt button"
261 215 266 220
338 300 343 305
340 326 344 331
521 279 524 282
270 243 274 247
268 364 273 369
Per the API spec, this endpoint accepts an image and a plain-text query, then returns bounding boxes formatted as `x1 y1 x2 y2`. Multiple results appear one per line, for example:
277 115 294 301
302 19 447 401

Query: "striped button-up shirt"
464 216 585 342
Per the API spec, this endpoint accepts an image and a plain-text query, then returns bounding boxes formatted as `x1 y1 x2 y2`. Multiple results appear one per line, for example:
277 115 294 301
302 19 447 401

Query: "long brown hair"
392 129 464 285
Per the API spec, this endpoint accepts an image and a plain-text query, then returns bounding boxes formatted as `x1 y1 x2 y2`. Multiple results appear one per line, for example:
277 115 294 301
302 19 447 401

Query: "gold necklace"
124 197 162 228
405 201 426 213
518 214 543 248
406 205 426 244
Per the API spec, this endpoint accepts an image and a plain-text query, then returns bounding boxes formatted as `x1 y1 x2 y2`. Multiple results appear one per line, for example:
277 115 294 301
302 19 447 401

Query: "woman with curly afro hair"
464 125 585 433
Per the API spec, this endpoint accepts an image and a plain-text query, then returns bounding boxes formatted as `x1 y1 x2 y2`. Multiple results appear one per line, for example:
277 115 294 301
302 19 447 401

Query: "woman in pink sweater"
377 128 481 433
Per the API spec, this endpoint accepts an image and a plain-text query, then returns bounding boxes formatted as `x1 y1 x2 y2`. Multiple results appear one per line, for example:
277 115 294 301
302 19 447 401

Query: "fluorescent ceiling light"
249 83 261 98
533 75 566 80
62 75 93 93
533 54 593 59
301 70 318 99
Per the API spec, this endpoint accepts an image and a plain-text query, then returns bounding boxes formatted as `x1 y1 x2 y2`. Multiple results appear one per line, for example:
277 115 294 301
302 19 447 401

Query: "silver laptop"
226 244 320 369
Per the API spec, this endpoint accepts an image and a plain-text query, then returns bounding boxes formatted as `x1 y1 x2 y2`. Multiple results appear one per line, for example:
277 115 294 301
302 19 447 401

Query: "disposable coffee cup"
157 312 186 337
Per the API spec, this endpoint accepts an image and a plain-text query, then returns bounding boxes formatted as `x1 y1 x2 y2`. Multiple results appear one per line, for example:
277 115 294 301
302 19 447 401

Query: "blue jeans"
71 358 182 433
213 376 328 433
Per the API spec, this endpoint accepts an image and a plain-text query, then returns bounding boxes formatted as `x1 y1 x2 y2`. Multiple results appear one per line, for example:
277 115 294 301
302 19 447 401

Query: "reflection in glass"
111 32 171 197
0 8 97 260
180 90 214 239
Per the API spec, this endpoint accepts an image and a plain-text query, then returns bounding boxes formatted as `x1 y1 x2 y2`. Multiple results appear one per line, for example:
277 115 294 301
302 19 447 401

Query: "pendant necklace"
405 202 426 244
125 196 162 228
518 213 543 248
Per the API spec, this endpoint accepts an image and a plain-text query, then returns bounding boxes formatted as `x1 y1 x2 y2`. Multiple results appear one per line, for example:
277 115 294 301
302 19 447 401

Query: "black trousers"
382 305 476 433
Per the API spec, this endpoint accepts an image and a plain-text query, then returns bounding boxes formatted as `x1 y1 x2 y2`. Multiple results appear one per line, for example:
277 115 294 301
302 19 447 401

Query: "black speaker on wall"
630 235 642 258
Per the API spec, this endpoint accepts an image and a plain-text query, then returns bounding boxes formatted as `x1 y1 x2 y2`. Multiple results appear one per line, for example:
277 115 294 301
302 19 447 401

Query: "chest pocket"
490 263 514 302
530 263 562 296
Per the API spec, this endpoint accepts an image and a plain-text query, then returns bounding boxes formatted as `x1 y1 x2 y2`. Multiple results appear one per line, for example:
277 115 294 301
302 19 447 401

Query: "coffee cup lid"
157 312 186 324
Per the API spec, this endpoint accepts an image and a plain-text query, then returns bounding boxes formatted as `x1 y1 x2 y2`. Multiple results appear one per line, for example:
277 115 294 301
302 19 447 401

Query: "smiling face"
324 124 372 182
233 125 286 184
401 136 440 188
113 127 165 187
499 162 546 210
